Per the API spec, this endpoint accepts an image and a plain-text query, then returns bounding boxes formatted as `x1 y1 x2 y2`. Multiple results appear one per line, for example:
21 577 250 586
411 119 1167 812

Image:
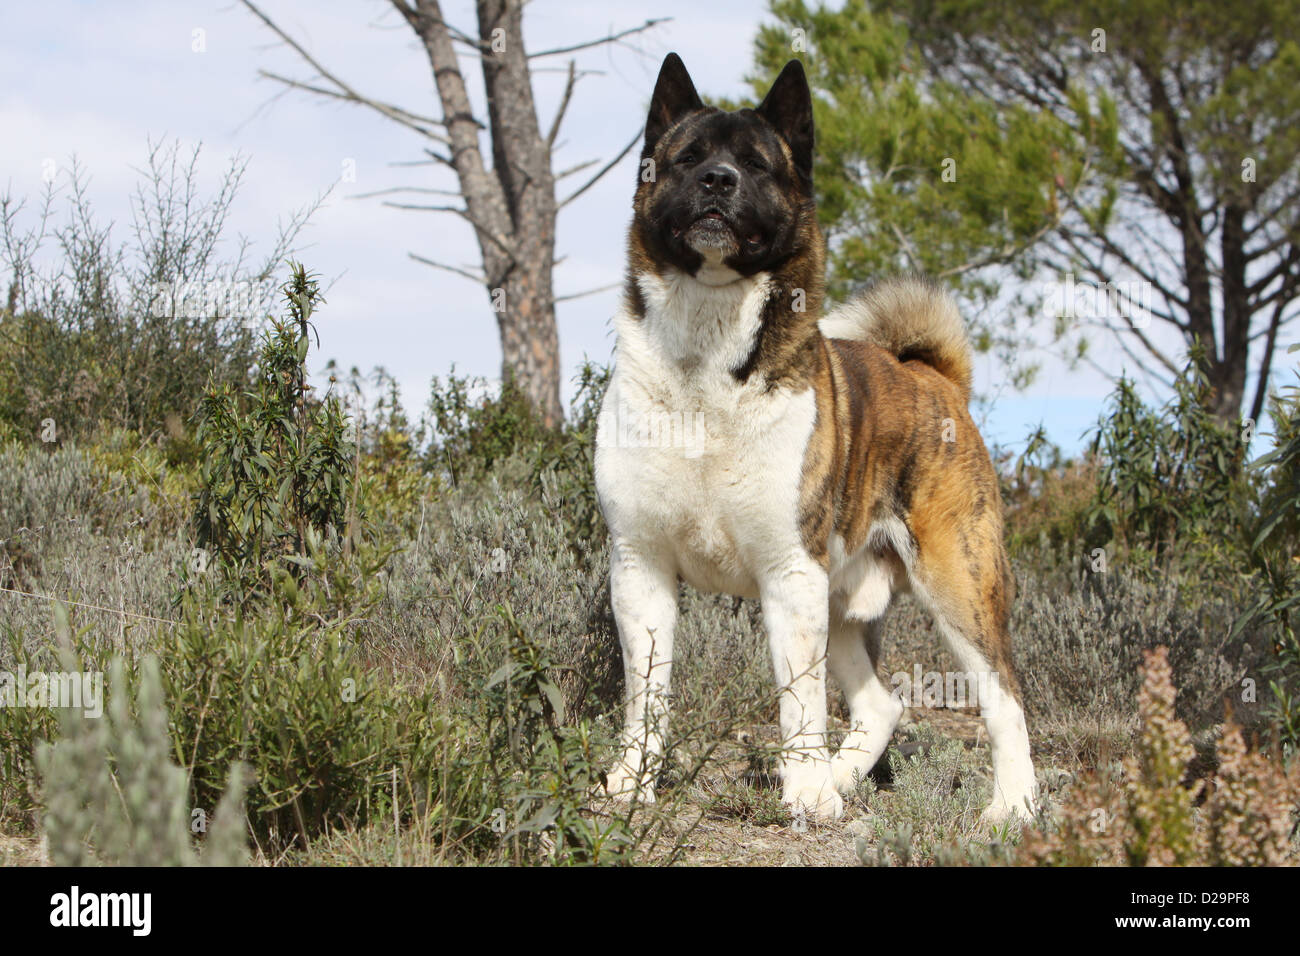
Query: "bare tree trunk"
241 0 659 429
400 0 560 425
475 0 560 425
1215 203 1249 423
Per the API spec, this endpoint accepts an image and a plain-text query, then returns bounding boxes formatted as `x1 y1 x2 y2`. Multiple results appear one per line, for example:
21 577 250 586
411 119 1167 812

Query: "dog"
593 53 1038 823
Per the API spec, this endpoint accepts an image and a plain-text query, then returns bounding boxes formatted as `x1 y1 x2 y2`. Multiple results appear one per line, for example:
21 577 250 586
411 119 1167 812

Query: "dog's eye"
675 152 697 166
744 156 767 172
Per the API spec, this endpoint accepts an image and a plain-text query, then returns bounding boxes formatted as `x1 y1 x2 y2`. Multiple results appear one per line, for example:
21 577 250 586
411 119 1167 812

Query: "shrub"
473 605 632 864
0 141 317 441
1084 356 1253 567
0 628 60 825
1020 647 1299 866
427 369 560 485
339 366 438 537
529 360 610 546
36 608 248 866
0 439 187 667
1234 364 1300 748
191 263 388 615
854 727 1012 867
1013 560 1250 736
161 592 453 853
998 426 1098 559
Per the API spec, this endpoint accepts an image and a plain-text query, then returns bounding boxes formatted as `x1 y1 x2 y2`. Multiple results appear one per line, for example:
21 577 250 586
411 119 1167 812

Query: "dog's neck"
621 265 824 392
632 268 768 374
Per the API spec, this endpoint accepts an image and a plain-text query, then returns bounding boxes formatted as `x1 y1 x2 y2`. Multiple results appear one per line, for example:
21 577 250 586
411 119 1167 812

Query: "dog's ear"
757 59 814 179
645 53 704 153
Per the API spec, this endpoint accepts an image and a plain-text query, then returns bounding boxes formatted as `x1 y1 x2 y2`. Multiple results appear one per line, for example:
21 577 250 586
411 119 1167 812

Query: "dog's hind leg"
910 540 1037 825
941 617 1036 826
828 613 903 795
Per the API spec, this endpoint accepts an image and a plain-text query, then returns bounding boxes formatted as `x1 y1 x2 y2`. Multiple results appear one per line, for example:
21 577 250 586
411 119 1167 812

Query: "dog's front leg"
604 541 678 805
761 560 843 822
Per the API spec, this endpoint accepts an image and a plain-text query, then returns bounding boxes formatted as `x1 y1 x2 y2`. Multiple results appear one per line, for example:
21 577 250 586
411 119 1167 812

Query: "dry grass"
2 438 1295 867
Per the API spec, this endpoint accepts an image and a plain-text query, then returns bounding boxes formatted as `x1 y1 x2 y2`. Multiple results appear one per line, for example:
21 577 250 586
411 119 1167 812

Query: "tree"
741 0 1109 389
240 1 663 428
758 0 1300 423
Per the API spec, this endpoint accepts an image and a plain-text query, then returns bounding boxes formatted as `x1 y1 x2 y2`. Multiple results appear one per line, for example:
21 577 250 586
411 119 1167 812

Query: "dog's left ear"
757 59 814 179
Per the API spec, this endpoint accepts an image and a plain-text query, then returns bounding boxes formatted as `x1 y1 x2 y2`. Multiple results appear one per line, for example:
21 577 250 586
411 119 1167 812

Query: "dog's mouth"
672 210 763 251
672 209 729 239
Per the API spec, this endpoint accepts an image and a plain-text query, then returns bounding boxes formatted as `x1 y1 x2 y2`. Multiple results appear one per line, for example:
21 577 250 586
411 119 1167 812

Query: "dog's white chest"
595 270 816 597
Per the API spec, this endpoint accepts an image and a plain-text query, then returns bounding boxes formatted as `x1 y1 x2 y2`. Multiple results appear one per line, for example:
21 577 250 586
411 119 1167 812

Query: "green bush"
473 604 631 864
162 592 455 852
0 141 315 441
191 263 389 615
998 426 1098 559
1085 355 1253 566
1235 362 1300 748
338 366 439 537
428 369 560 484
530 360 610 546
0 628 60 824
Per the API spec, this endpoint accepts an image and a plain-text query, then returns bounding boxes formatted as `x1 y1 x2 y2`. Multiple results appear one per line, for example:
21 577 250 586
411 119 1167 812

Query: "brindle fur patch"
799 336 1020 698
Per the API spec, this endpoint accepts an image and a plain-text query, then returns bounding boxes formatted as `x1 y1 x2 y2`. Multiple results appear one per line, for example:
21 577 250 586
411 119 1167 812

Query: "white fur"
828 521 911 624
822 525 910 793
827 616 903 794
596 267 840 820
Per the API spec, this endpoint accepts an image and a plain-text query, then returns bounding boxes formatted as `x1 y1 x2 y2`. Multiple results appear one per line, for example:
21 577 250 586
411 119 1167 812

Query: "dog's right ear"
644 53 704 153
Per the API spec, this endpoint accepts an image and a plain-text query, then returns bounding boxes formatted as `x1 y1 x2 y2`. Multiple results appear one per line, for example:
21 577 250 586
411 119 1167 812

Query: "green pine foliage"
737 0 1114 387
1236 357 1300 747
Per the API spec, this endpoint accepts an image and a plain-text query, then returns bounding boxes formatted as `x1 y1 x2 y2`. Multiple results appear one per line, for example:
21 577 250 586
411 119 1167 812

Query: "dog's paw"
830 747 875 796
978 795 1035 829
782 762 844 822
600 763 656 806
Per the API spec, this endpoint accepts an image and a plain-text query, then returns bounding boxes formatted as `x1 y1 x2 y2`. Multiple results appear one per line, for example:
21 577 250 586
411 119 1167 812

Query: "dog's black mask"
635 53 816 279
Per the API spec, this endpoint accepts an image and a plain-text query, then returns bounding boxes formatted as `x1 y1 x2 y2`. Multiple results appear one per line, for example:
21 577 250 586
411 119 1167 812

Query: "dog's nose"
697 163 738 194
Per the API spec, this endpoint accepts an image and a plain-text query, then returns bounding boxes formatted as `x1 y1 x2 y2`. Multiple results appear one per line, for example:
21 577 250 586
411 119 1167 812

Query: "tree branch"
528 18 669 59
560 129 641 208
555 281 621 303
388 0 484 52
409 251 485 284
547 60 577 147
255 69 452 145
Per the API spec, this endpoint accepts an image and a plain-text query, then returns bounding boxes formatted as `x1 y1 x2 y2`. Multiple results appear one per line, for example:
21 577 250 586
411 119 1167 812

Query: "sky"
0 0 1261 459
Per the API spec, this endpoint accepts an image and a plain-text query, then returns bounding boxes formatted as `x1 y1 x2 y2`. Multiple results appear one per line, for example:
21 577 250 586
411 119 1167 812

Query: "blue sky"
3 0 1277 459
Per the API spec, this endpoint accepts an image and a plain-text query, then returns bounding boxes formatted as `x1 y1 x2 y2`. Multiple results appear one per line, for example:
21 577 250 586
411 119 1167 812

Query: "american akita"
594 53 1038 823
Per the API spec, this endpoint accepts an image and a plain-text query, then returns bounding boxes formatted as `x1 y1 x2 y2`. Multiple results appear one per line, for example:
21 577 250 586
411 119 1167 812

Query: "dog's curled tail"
818 276 973 398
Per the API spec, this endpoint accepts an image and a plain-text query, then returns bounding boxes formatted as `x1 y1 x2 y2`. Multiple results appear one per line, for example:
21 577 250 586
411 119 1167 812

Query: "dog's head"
631 53 819 283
